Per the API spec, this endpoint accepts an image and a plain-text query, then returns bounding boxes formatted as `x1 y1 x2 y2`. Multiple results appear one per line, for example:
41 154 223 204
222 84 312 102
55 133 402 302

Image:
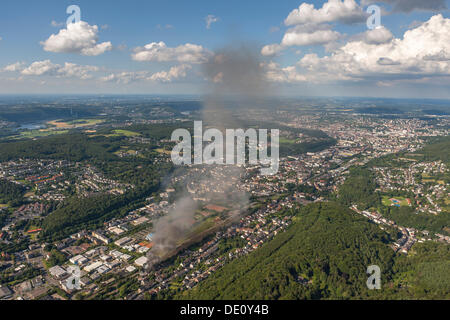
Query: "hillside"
178 202 396 300
176 202 450 300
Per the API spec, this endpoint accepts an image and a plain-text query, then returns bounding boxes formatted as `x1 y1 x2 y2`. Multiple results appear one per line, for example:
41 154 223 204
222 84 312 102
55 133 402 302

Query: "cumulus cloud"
362 0 447 13
100 71 148 84
262 24 342 55
265 15 450 84
21 60 60 76
261 43 283 56
58 62 99 79
101 65 191 84
281 25 342 46
285 0 366 26
41 21 112 56
3 62 26 72
20 60 98 79
423 50 450 62
264 61 307 82
148 64 191 82
132 41 210 64
262 1 360 55
362 26 394 44
205 15 219 29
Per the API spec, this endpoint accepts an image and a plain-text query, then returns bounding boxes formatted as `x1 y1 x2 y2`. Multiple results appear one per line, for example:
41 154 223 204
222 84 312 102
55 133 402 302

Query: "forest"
177 202 397 300
338 167 380 210
176 202 449 300
0 179 25 206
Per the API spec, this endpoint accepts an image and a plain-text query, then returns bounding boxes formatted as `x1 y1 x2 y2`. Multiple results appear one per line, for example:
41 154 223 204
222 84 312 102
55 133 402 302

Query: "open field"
382 195 411 207
19 129 69 138
279 137 297 144
47 119 104 129
94 129 141 138
112 129 141 137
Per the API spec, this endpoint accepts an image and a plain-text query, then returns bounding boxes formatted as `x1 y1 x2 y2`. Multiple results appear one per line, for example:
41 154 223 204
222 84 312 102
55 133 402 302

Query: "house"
134 256 148 267
69 255 88 266
97 265 110 275
132 217 149 226
83 261 103 273
91 231 110 244
100 254 112 262
126 266 136 273
48 266 67 279
115 237 132 247
80 277 91 287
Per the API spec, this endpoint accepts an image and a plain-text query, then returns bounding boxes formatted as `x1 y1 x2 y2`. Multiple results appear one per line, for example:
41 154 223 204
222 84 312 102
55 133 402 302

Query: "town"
0 104 449 300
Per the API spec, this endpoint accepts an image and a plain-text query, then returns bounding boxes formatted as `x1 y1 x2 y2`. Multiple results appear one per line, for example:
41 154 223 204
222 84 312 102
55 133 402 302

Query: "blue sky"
1 0 450 98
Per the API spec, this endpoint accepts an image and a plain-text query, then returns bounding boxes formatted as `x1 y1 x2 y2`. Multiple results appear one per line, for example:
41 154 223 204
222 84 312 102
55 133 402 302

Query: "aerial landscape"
0 0 449 309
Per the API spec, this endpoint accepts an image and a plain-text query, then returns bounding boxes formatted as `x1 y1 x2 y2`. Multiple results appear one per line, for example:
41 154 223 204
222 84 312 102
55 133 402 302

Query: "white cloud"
205 15 219 29
148 64 191 82
262 24 342 56
79 42 113 56
264 61 307 83
3 62 26 72
21 60 60 76
262 1 359 55
101 65 191 84
41 21 112 56
281 26 342 46
132 41 210 64
266 15 450 84
423 50 450 62
20 60 99 79
362 26 393 44
100 71 148 84
58 62 99 79
285 0 366 26
261 44 283 56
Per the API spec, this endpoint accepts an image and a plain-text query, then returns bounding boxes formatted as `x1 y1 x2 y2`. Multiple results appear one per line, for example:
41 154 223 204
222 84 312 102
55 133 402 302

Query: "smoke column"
146 43 273 269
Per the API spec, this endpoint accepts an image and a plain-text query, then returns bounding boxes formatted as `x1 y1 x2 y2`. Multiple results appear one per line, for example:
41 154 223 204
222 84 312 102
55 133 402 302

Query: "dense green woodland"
338 167 379 210
0 179 25 205
177 202 449 300
178 202 395 299
382 206 449 235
